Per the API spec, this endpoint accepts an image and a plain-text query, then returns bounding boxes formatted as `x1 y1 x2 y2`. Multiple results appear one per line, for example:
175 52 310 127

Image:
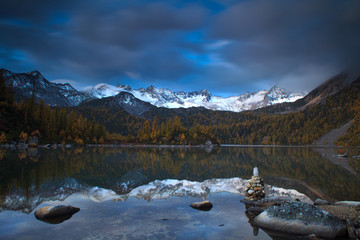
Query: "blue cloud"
0 0 359 96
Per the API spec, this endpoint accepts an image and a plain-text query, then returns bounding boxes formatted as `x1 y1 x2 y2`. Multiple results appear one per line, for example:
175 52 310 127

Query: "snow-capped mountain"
1 68 306 111
0 69 90 106
83 83 306 112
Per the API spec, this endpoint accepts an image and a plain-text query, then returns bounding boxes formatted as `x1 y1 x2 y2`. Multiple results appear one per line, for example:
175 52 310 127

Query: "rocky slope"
84 83 305 112
255 71 360 114
80 91 153 116
0 69 91 106
1 68 305 111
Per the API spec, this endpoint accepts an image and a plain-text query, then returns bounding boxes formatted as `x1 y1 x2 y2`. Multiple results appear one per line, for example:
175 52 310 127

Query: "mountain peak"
83 82 306 112
27 70 43 78
200 89 211 101
201 89 210 94
1 68 89 106
122 85 132 91
268 85 288 95
146 85 156 93
269 84 281 90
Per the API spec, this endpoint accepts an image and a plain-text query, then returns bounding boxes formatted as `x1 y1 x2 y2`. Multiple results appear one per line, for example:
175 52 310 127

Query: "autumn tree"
0 132 7 144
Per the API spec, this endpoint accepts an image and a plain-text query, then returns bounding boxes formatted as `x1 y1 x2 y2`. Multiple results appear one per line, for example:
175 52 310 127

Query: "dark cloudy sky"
1 0 360 96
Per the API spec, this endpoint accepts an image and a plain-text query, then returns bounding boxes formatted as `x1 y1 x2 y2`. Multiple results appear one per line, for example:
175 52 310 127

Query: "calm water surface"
0 146 359 239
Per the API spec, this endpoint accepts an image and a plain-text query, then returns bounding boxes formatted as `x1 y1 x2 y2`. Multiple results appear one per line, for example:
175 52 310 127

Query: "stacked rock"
245 167 265 201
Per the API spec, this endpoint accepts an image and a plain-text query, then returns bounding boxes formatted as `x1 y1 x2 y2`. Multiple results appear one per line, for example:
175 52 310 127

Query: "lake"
0 146 359 239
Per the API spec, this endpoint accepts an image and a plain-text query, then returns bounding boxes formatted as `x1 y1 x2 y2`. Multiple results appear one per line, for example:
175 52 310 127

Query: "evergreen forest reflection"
0 146 359 202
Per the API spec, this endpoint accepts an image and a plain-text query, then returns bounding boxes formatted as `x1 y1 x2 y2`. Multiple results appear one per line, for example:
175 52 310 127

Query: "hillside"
1 69 359 146
254 71 358 114
76 71 360 146
0 69 91 106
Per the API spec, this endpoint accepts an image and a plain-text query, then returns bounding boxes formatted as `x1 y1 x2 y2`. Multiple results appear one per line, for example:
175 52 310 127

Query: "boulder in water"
254 201 346 239
190 200 213 211
35 205 80 221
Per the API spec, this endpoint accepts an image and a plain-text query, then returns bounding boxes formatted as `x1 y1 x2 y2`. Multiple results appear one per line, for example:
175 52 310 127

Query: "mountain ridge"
83 82 306 112
1 68 306 112
254 71 359 114
1 68 359 146
0 68 91 106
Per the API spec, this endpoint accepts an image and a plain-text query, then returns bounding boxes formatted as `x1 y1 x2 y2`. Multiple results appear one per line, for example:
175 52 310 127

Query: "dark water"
0 146 359 239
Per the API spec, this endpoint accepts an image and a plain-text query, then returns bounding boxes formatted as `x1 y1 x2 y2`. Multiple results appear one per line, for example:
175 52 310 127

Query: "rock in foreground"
245 167 265 201
254 201 346 239
190 200 213 211
35 205 80 220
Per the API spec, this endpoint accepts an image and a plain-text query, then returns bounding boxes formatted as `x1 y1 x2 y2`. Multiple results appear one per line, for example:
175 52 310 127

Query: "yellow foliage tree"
74 137 84 145
180 133 186 145
0 132 7 144
19 131 28 143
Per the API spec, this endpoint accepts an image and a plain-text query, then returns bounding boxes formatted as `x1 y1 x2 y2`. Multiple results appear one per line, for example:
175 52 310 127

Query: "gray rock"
253 167 259 177
254 201 346 239
190 200 213 211
314 198 330 205
35 205 80 220
246 206 266 215
346 219 356 240
248 189 254 195
334 201 360 207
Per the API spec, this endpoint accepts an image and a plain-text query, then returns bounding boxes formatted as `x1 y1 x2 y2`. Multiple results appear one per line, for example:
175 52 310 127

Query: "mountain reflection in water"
0 146 359 213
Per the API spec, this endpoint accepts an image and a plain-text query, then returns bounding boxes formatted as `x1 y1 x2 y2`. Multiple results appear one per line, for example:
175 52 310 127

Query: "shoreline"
2 142 360 150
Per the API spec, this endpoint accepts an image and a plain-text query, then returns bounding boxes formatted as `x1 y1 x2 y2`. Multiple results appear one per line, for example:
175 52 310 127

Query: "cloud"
210 0 360 90
0 0 359 95
0 1 210 87
71 3 206 49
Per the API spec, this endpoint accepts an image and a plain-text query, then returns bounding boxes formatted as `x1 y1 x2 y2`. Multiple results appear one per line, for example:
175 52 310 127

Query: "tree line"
1 73 359 146
0 75 106 144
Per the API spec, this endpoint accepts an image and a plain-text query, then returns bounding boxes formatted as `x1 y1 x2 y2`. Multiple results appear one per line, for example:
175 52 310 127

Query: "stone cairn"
245 167 265 201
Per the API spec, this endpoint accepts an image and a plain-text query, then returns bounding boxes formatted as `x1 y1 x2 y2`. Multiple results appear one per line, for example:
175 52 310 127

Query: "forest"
1 74 359 146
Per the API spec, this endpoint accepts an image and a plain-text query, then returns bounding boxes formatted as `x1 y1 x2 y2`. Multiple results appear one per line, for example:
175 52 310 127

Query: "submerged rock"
35 205 80 221
254 201 346 239
190 200 213 211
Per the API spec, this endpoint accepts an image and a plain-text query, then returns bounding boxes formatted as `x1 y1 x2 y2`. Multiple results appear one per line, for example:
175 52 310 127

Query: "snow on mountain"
0 69 91 106
83 83 306 112
1 68 305 111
